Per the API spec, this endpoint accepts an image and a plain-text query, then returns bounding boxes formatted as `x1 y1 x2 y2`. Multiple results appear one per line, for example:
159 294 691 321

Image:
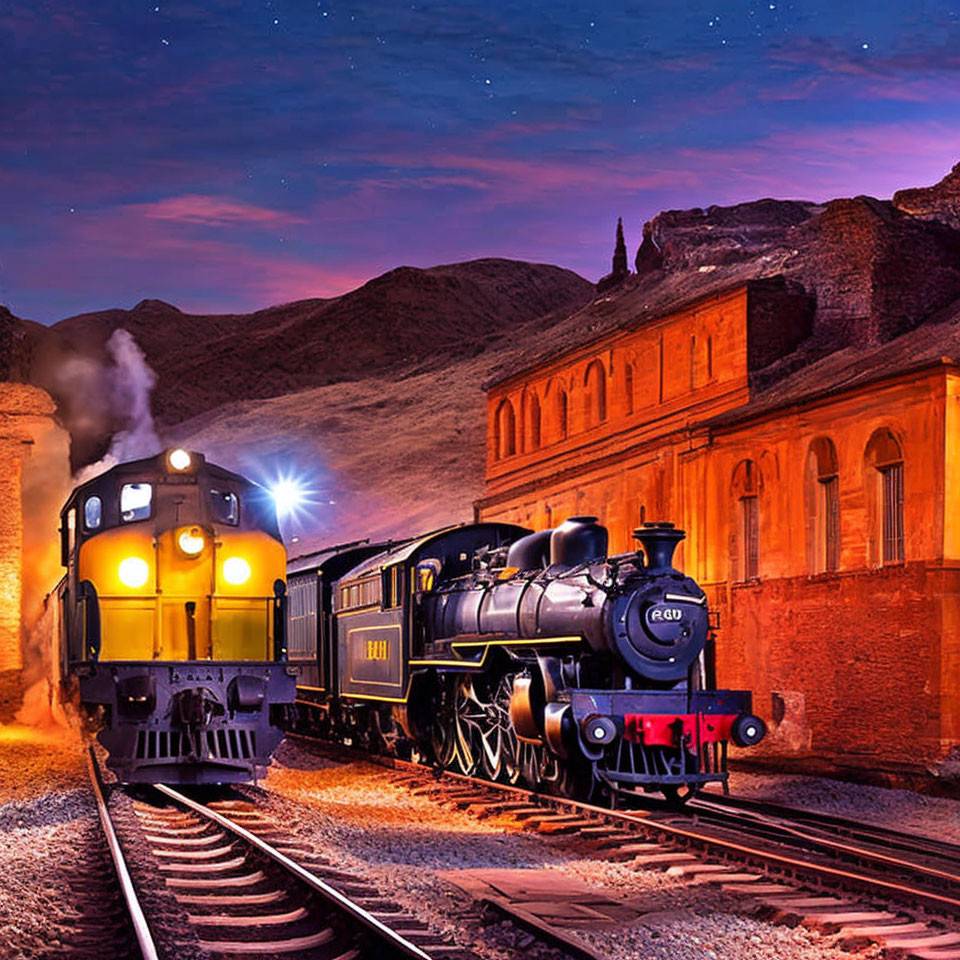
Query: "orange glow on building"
477 281 960 774
0 384 69 712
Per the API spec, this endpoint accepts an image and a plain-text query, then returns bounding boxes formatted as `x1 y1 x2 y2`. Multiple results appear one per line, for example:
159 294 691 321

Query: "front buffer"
77 660 297 784
571 688 765 795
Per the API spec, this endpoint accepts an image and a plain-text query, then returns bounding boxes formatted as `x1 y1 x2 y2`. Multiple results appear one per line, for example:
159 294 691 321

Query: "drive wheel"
450 677 484 776
428 680 456 769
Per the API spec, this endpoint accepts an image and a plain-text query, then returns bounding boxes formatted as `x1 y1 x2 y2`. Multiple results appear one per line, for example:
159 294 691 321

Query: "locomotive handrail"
86 748 160 960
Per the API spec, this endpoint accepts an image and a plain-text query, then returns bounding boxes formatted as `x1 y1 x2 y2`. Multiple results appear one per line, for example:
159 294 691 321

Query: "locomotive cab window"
381 566 405 609
83 496 102 531
120 483 153 522
210 489 239 525
339 577 381 611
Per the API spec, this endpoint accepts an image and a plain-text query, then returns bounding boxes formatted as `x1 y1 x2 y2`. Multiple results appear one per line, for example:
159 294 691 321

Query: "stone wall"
713 563 957 770
0 384 70 712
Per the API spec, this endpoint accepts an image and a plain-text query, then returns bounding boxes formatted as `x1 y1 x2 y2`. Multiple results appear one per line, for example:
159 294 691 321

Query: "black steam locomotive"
289 517 765 802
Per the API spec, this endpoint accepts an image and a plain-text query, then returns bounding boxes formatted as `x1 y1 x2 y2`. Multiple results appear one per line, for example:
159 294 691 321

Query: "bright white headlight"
178 527 205 556
168 448 191 471
118 557 149 588
222 557 251 585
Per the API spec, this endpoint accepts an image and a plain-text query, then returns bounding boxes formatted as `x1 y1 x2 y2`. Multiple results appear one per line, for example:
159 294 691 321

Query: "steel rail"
440 766 960 916
86 747 160 960
287 735 960 917
693 791 960 859
689 795 960 887
155 783 433 960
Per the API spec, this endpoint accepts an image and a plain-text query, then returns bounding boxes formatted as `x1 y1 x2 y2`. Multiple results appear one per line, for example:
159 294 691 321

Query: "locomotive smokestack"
634 522 685 572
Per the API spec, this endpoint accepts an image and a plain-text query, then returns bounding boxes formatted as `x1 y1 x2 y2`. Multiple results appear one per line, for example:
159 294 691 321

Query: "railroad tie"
720 882 799 894
198 927 336 955
165 869 267 889
600 843 674 862
157 855 248 873
144 831 227 846
474 802 543 819
664 861 735 877
628 851 699 867
877 931 960 951
186 906 309 926
834 920 930 949
173 890 287 907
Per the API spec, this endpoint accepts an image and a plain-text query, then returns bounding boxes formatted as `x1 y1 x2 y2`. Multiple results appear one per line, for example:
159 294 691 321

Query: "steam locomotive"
289 517 765 802
58 448 296 783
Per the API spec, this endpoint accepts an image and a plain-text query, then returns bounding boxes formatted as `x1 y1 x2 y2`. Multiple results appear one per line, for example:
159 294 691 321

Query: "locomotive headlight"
222 556 251 585
177 526 205 556
168 448 192 471
118 557 150 588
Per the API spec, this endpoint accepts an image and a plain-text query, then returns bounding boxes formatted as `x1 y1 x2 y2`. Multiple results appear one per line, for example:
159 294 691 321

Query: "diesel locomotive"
58 448 296 783
289 517 766 802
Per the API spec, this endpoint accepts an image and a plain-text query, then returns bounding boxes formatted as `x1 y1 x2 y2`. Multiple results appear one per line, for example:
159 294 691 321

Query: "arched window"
557 389 568 441
865 428 904 564
495 399 516 459
805 437 840 573
732 459 762 580
584 359 606 428
624 363 634 415
526 391 541 451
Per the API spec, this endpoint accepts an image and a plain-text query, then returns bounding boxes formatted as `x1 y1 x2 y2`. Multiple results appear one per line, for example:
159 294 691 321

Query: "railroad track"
88 747 477 959
285 734 960 960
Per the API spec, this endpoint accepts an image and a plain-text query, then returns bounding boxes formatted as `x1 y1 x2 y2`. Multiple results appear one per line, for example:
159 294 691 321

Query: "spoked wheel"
450 677 493 776
428 681 456 769
492 672 543 788
491 673 524 784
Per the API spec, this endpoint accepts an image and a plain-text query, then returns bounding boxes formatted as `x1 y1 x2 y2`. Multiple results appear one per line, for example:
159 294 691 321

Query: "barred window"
741 496 759 580
880 462 904 563
820 476 840 571
865 428 904 566
732 458 762 581
806 437 840 573
557 389 568 440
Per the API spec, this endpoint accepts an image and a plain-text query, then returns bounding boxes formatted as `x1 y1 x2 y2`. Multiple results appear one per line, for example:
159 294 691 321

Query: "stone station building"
477 275 960 777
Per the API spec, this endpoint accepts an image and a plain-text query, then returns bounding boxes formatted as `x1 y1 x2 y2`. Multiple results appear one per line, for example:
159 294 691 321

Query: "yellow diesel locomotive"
59 448 297 783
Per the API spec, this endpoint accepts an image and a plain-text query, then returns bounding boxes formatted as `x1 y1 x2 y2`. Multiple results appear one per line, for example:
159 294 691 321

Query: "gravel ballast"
0 724 136 959
249 739 887 960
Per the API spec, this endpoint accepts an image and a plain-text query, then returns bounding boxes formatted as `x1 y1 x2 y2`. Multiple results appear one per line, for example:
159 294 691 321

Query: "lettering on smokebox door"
649 607 683 622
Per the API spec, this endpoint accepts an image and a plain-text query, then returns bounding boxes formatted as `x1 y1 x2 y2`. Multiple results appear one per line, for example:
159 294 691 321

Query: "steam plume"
75 328 161 482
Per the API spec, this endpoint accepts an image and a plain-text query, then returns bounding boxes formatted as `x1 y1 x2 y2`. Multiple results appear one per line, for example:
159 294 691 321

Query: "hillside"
51 259 594 424
9 164 960 548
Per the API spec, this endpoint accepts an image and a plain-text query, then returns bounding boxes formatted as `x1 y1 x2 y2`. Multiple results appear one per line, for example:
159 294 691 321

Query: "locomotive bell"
634 521 685 571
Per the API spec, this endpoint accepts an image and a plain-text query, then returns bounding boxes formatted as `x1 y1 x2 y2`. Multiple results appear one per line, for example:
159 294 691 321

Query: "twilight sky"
3 1 960 322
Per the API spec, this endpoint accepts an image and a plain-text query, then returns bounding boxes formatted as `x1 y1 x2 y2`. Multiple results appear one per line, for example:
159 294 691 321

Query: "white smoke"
74 328 161 482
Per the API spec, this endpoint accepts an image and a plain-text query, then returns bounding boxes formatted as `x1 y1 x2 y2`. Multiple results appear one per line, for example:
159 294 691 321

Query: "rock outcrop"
893 162 960 231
